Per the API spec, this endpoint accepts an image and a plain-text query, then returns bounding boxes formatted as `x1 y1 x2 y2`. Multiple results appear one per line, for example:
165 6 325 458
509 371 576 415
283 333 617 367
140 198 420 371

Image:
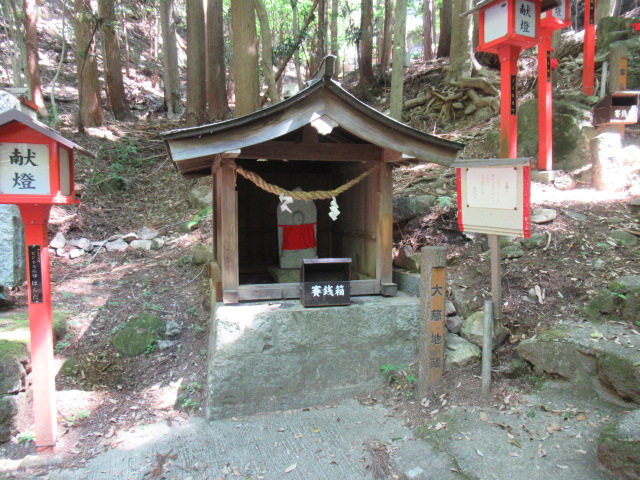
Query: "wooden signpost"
0 110 92 451
418 246 447 397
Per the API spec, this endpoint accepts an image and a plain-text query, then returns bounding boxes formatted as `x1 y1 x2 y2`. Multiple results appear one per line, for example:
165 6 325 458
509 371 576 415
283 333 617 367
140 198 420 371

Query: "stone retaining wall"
207 294 420 419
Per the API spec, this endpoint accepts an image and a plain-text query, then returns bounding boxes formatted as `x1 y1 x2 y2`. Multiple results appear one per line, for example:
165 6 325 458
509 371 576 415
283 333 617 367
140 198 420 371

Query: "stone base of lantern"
530 169 562 184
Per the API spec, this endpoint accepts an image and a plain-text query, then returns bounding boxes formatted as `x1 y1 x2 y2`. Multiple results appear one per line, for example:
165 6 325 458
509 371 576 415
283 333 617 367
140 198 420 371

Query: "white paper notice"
0 143 50 195
467 167 518 210
515 0 536 38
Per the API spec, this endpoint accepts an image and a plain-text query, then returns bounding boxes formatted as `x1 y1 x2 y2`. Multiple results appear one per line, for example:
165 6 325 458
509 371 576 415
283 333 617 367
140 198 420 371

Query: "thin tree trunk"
422 0 435 61
121 10 131 78
159 0 182 117
50 0 68 125
231 0 260 116
254 0 280 104
186 0 206 126
292 0 304 88
448 0 479 82
597 0 622 21
310 0 326 75
74 0 104 130
380 0 393 72
359 0 374 89
330 0 340 77
2 0 25 87
23 0 47 116
98 0 131 120
437 0 452 58
390 0 407 120
206 0 229 120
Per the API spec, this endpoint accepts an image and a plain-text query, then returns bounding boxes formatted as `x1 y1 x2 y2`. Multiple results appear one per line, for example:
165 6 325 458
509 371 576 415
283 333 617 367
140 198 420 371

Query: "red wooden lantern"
540 0 571 31
0 109 90 206
0 109 93 451
478 0 542 54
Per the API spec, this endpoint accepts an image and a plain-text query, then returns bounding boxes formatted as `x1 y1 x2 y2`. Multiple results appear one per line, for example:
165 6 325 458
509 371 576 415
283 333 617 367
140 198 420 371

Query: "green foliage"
436 196 454 209
181 397 199 410
67 410 90 427
187 206 213 230
54 333 75 353
186 382 202 393
144 342 158 355
16 431 35 444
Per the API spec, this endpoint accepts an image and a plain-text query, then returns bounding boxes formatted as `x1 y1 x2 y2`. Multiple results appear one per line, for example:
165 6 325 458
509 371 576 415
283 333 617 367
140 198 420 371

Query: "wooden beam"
234 141 383 162
217 162 239 304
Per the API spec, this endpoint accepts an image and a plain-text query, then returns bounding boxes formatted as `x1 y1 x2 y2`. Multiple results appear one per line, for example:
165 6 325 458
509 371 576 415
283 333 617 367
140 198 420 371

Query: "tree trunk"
206 0 229 120
186 0 206 126
292 0 305 88
310 0 326 75
359 0 374 89
597 0 622 22
390 0 407 120
331 0 340 77
98 0 131 120
231 0 260 116
380 0 393 72
254 0 280 104
1 0 26 87
422 0 435 61
159 0 181 117
23 0 47 117
74 0 104 130
447 0 479 82
436 0 452 58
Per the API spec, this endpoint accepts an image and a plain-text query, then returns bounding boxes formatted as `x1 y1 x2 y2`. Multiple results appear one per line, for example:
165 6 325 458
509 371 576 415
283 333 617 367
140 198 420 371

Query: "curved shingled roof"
162 56 464 175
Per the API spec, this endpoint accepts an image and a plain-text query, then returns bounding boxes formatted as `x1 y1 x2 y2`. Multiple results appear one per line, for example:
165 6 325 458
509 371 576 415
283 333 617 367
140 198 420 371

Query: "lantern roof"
0 109 95 158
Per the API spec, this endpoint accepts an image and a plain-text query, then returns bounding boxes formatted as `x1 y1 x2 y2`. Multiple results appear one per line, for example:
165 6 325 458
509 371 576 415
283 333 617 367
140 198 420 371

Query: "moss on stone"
597 415 640 479
0 340 27 362
126 312 165 334
59 358 80 378
113 328 157 356
597 353 640 403
586 289 618 320
415 413 459 452
623 289 640 323
537 327 569 342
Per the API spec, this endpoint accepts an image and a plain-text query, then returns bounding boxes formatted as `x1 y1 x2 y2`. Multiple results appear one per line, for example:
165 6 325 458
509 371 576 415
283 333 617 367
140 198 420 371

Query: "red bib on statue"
278 223 316 250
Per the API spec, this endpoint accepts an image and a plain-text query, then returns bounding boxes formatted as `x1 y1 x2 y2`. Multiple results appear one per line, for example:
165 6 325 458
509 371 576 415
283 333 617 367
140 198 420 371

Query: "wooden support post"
376 162 395 295
481 300 494 396
217 161 239 304
583 0 596 96
489 234 502 320
418 246 447 399
18 204 57 452
497 45 521 159
537 33 554 171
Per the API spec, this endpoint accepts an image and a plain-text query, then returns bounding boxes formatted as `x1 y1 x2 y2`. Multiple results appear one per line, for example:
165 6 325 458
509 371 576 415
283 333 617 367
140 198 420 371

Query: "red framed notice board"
453 158 531 238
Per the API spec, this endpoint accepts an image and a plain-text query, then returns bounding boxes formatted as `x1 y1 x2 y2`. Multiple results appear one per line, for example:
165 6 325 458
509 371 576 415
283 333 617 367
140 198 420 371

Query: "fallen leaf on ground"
479 412 488 422
285 464 297 473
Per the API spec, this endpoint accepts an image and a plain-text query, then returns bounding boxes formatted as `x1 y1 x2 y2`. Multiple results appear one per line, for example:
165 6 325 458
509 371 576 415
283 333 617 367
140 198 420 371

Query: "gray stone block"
242 353 304 398
0 205 24 287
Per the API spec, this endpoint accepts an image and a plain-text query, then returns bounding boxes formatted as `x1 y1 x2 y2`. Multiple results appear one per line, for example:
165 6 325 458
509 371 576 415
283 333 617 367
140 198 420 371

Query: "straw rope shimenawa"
231 163 382 201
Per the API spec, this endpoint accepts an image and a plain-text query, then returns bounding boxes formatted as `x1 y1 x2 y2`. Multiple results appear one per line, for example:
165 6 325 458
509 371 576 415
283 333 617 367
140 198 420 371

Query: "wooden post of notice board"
418 246 447 398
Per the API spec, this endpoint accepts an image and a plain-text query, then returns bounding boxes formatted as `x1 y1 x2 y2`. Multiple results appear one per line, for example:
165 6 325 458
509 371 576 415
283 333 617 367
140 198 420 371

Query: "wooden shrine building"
162 57 463 304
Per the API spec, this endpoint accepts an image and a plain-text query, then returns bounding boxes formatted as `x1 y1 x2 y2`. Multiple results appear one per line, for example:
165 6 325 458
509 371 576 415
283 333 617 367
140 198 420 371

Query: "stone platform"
207 294 420 419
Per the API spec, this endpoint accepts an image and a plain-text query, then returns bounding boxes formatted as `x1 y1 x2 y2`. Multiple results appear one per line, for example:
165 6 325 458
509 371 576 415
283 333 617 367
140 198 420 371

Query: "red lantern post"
538 0 571 173
0 110 93 451
583 0 597 95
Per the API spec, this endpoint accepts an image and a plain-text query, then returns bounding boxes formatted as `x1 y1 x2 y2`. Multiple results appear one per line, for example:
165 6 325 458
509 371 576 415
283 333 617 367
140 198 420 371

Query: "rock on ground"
460 311 509 349
597 409 640 480
445 333 480 367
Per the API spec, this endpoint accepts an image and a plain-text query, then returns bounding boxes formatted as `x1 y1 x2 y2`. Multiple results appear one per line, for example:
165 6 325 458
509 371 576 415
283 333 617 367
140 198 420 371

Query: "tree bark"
310 0 326 75
74 0 104 130
447 0 479 82
254 0 280 104
380 0 393 72
98 0 131 120
206 0 229 120
597 0 622 22
390 0 407 120
359 0 374 89
231 0 260 116
159 0 182 117
436 0 452 58
292 0 305 88
330 0 340 77
422 0 435 61
23 0 47 117
186 0 206 126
